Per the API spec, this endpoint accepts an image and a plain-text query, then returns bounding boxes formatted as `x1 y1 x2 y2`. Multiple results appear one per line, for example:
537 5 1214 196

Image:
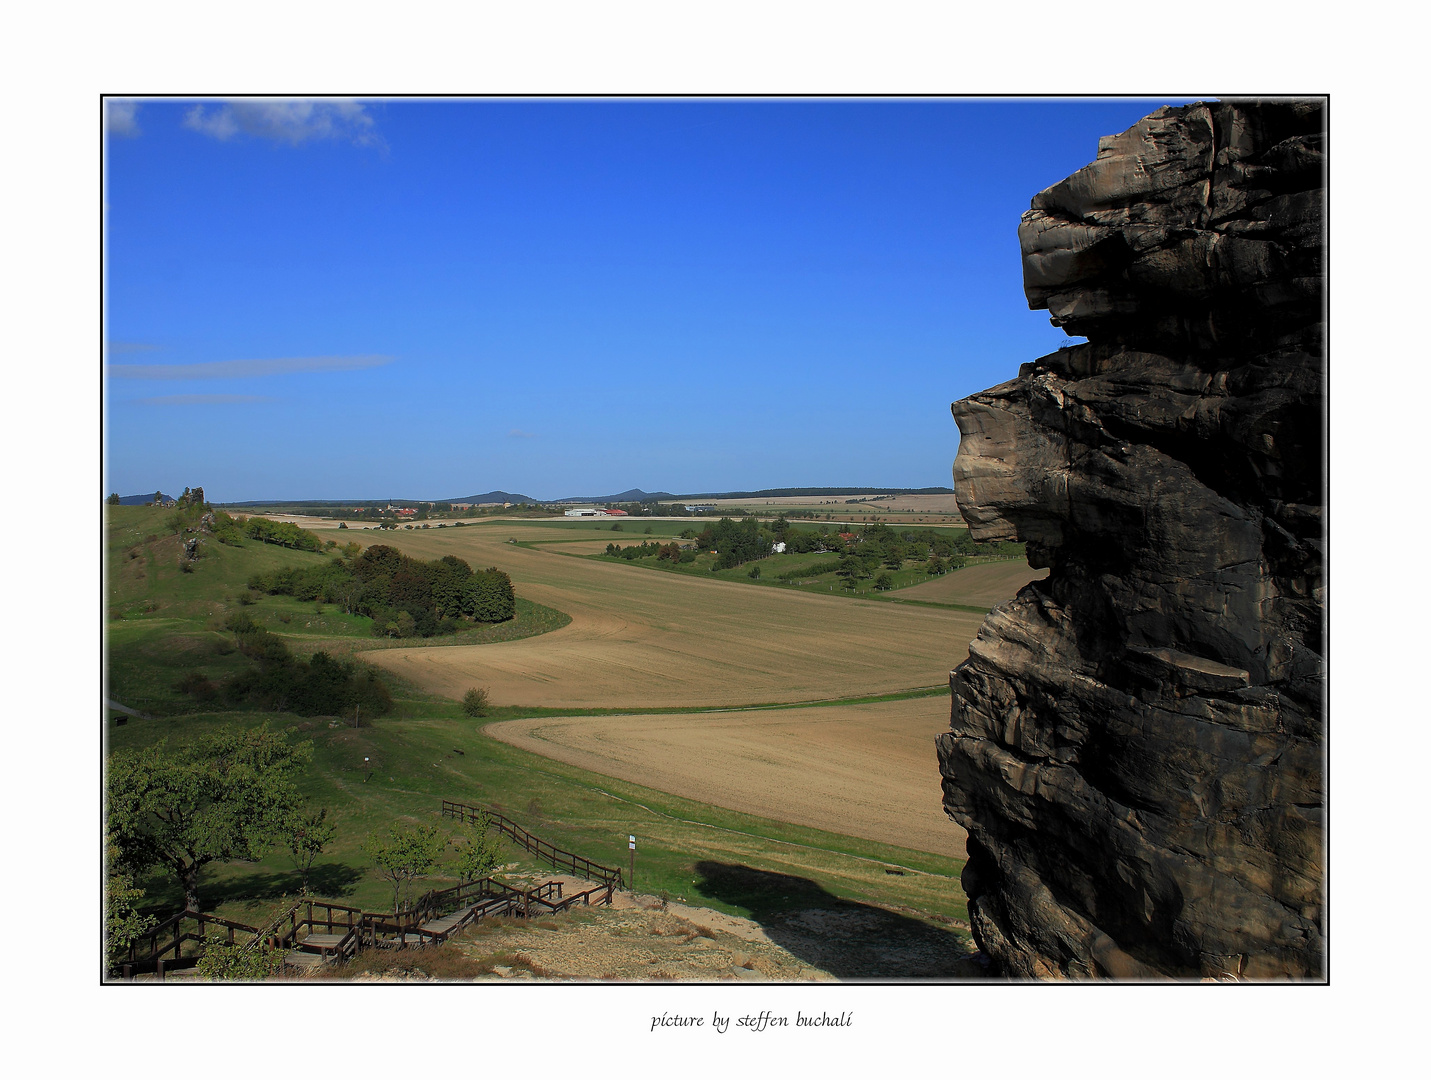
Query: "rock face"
936 100 1325 980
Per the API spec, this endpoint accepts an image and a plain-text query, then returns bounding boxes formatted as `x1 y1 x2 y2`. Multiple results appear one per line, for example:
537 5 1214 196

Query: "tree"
287 807 336 894
927 555 946 575
451 815 504 883
106 492 120 505
462 687 491 717
107 725 312 911
874 572 895 591
470 567 515 623
364 821 445 912
105 830 155 967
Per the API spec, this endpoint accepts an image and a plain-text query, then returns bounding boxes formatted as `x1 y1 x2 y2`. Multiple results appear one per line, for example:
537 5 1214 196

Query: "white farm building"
564 507 607 517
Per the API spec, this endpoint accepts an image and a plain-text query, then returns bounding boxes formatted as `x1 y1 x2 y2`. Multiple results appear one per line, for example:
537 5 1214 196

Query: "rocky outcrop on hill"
936 100 1325 980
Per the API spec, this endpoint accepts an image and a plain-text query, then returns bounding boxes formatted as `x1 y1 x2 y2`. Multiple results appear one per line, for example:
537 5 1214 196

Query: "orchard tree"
451 815 504 883
364 821 445 912
286 807 336 895
107 724 312 911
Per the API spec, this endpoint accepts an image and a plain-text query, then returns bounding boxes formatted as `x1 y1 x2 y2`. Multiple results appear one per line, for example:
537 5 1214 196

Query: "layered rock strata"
936 100 1325 980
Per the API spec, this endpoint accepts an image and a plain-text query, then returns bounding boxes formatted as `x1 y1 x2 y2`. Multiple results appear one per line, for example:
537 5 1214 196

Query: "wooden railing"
442 800 625 887
121 910 260 979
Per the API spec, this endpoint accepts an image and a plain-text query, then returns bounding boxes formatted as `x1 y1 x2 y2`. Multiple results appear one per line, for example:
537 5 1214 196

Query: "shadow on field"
692 861 983 980
200 863 365 908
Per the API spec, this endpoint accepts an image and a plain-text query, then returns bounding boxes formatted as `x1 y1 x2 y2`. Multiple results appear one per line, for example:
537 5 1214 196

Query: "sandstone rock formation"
936 100 1325 980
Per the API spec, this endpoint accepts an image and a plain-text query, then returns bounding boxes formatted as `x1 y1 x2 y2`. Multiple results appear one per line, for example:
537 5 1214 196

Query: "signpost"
629 834 636 891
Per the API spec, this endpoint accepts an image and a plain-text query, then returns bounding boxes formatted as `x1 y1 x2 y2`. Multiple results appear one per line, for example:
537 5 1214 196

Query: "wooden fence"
441 799 625 887
120 910 260 980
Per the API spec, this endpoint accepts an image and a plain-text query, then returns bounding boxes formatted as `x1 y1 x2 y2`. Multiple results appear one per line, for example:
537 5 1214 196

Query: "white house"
772 542 787 554
564 507 605 517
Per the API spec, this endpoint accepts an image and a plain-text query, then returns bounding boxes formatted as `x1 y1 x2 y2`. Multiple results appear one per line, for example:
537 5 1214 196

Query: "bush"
462 687 491 717
196 938 285 981
747 565 761 579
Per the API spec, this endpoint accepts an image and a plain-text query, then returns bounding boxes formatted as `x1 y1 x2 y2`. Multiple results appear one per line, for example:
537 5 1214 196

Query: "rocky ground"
312 873 983 983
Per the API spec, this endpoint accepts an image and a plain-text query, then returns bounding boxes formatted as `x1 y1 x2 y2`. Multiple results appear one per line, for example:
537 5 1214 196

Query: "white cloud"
508 429 538 439
108 354 393 379
134 394 273 406
182 99 384 149
106 100 141 138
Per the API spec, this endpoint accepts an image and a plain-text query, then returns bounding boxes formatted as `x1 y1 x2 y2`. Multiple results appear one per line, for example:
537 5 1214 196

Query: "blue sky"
104 97 1194 502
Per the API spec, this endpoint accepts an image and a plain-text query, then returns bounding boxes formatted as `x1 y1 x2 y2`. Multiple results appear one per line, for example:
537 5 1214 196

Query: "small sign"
629 835 635 843
629 841 636 850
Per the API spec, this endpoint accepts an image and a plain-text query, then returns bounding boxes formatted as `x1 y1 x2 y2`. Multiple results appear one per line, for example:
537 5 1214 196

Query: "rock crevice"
937 100 1325 980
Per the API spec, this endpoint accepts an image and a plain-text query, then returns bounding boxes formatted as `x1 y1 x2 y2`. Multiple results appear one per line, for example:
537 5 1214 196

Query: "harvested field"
898 560 1047 607
485 696 967 858
356 523 988 709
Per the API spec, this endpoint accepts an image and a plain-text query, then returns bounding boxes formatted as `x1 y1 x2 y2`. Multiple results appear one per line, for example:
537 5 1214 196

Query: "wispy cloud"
107 341 159 354
134 394 274 406
106 100 141 138
108 354 393 380
507 429 538 439
182 99 384 149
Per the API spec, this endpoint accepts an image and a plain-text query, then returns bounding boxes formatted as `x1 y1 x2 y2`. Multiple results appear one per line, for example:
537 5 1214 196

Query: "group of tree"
248 544 516 638
349 545 515 636
605 540 693 563
241 516 326 552
179 611 394 716
694 517 772 569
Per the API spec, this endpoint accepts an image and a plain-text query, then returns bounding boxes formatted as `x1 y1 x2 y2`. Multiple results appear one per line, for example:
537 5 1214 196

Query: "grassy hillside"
105 506 569 716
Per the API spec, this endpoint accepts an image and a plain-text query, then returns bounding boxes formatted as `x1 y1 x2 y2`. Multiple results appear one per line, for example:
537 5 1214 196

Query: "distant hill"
117 492 172 506
551 488 678 504
443 490 539 505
